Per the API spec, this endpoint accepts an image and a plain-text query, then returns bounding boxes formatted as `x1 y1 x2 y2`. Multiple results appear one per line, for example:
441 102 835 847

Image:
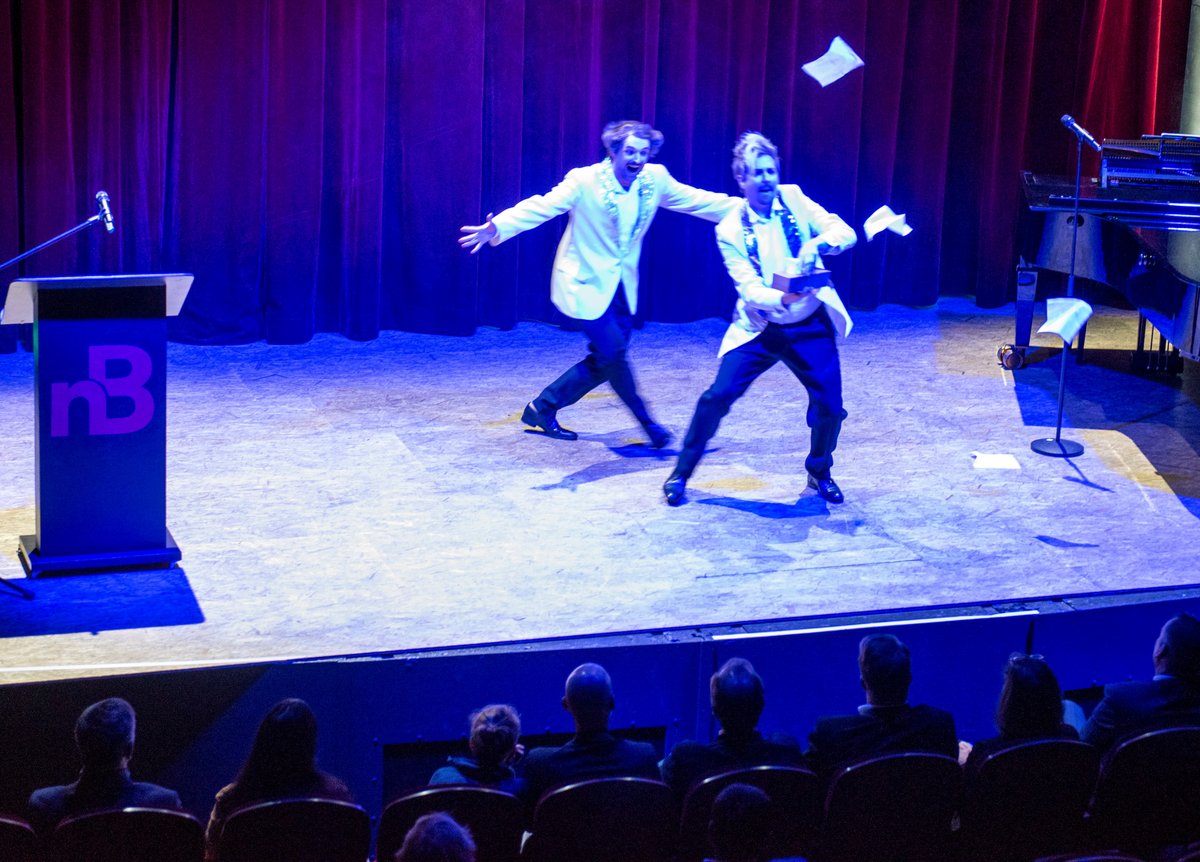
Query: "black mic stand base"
1031 436 1084 458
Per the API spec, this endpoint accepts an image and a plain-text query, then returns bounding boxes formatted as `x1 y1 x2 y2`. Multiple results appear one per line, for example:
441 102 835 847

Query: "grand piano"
1011 133 1200 370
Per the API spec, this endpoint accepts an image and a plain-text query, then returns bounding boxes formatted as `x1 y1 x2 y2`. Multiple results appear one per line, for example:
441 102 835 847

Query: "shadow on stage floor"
2 297 1199 684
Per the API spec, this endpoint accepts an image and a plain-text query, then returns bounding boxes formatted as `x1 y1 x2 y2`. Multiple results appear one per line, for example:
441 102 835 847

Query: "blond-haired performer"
460 121 736 446
664 132 856 506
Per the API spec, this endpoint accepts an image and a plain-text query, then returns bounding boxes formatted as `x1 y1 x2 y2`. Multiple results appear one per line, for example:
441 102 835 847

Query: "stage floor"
2 298 1199 684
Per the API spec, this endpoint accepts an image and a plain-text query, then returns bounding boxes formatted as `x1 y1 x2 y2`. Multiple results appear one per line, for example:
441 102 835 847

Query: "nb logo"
50 345 155 437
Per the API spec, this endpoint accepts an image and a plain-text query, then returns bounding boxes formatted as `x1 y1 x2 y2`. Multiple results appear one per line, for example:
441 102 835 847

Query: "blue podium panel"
7 275 190 577
36 316 168 552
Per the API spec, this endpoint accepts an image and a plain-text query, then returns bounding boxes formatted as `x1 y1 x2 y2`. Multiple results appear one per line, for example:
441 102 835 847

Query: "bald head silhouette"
562 663 615 733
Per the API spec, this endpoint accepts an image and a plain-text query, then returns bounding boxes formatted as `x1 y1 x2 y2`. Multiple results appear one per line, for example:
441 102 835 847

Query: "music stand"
1031 297 1092 457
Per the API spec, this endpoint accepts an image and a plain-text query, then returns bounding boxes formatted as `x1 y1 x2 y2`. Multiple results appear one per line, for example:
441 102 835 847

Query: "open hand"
459 214 496 253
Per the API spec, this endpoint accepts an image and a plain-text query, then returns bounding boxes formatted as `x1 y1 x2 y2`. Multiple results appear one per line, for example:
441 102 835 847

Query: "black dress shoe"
645 422 672 450
663 473 687 506
522 402 578 440
807 473 844 504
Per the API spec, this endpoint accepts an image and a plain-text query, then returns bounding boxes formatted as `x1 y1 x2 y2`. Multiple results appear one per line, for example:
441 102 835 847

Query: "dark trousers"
675 307 847 480
532 289 654 427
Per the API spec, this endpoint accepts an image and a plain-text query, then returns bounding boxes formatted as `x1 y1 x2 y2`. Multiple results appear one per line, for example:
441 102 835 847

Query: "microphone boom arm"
0 192 115 272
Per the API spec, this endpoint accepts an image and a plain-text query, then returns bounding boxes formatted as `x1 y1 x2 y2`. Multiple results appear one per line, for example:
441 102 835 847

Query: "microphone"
1060 115 1101 153
95 191 115 233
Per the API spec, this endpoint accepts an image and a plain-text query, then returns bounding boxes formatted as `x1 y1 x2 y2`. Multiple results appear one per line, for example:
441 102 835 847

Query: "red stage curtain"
0 0 1187 345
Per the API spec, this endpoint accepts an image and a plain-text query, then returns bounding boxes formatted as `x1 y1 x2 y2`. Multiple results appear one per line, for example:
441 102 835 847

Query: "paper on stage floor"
1038 297 1093 343
864 205 913 241
973 452 1021 470
802 36 865 87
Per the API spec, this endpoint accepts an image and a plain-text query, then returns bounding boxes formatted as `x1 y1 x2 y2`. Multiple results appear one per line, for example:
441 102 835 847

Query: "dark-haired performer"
663 132 856 506
460 120 737 446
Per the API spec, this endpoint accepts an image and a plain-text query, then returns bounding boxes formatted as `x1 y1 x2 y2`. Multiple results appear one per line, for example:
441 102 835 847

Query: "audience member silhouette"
203 698 354 861
806 634 958 779
26 697 182 838
429 704 524 794
519 663 659 812
394 812 476 862
661 657 804 798
1082 612 1200 751
706 782 773 862
962 653 1078 775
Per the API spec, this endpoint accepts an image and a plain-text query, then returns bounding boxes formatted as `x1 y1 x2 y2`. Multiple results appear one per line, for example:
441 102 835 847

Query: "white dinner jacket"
490 161 735 320
715 184 856 356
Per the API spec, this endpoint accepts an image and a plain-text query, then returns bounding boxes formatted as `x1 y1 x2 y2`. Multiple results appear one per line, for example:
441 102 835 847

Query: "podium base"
18 531 181 578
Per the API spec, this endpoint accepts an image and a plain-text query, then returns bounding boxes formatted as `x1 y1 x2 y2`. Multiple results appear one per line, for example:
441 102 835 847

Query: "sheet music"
802 36 865 87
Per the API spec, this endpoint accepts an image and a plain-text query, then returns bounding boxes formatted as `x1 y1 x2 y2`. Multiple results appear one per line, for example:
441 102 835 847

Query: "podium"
2 274 193 576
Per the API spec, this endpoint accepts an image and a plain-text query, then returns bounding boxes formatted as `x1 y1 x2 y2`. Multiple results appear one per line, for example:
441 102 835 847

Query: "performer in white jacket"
663 132 856 506
460 120 736 446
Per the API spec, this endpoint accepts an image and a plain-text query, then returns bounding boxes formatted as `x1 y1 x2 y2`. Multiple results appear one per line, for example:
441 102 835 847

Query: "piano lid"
1022 172 1200 231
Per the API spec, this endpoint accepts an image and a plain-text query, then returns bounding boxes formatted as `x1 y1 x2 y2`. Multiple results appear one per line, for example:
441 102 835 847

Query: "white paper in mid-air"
1038 297 1093 343
802 36 865 87
864 205 914 241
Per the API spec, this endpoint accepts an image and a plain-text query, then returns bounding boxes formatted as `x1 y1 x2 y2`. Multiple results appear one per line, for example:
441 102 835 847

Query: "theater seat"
958 738 1099 861
677 765 821 862
377 786 523 862
521 777 674 862
0 814 39 862
820 752 960 862
54 807 204 862
1088 726 1200 855
213 798 369 862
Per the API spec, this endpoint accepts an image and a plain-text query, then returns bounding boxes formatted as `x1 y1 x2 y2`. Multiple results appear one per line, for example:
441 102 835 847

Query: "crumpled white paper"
1038 297 1093 344
802 36 865 87
864 205 913 241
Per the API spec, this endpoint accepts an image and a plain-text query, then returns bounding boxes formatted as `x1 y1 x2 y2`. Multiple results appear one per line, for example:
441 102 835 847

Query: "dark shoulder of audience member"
205 698 353 858
429 703 523 794
27 697 182 837
806 634 958 778
395 811 476 862
706 782 772 862
1082 612 1200 751
661 657 803 796
964 653 1076 775
519 663 659 811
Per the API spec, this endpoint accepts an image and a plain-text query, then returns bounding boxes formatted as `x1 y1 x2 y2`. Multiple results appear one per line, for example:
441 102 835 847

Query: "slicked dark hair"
711 658 765 734
1162 613 1200 682
75 698 136 768
859 634 912 704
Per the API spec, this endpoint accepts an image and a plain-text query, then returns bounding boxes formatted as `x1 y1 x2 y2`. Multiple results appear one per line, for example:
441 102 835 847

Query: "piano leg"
999 266 1039 370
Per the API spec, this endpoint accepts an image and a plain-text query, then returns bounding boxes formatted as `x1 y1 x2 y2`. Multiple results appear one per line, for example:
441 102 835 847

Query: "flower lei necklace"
599 157 654 258
741 197 803 278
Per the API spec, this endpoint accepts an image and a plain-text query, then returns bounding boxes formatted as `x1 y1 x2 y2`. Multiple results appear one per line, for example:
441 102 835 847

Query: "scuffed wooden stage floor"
1 298 1198 684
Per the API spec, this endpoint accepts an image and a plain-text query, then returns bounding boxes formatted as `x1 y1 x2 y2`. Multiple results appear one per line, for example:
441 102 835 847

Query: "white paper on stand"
863 205 914 241
1038 297 1093 344
802 36 865 87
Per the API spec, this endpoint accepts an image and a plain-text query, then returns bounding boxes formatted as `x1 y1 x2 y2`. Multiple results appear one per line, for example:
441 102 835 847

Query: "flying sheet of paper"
802 36 865 87
973 452 1021 470
864 205 913 241
1038 297 1093 343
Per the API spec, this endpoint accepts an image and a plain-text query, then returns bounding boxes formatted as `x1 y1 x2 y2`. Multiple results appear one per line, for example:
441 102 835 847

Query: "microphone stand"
0 200 111 599
1031 134 1085 458
0 211 106 272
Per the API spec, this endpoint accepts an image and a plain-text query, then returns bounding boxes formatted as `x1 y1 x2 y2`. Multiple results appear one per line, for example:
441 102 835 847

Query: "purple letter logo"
50 345 155 437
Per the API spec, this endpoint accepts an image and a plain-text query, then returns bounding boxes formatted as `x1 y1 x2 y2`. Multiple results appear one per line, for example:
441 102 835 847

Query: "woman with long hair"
204 698 353 860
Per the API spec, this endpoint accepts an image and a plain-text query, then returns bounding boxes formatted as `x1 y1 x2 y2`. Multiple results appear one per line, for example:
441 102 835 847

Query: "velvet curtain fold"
0 0 1188 347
